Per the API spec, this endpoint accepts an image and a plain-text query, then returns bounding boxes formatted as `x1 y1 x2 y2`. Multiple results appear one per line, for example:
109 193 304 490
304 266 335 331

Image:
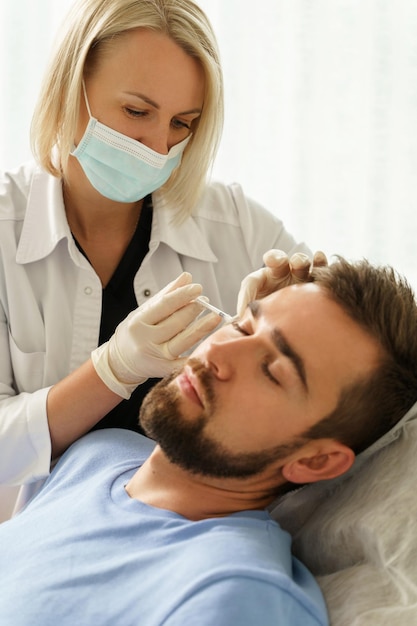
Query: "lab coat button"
143 289 151 297
84 286 93 295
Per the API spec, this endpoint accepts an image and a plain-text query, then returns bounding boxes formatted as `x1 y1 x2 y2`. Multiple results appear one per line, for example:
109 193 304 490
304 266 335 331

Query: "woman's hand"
91 273 220 399
237 249 328 316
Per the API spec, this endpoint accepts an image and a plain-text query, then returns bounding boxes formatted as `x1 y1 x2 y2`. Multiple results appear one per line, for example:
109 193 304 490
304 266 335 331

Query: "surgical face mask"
71 84 191 203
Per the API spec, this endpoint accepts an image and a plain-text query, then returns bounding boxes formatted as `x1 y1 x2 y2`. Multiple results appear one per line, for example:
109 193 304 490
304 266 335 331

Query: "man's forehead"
256 282 325 313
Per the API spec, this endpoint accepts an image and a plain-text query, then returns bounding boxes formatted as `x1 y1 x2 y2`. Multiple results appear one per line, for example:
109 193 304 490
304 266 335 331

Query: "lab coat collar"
16 166 73 264
151 193 218 263
16 169 218 265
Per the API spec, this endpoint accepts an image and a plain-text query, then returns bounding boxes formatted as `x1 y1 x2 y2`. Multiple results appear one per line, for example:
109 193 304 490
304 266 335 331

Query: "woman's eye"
171 118 191 130
124 107 146 118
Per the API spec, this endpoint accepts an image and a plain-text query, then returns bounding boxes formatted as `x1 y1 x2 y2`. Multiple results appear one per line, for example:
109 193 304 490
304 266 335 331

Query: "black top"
73 196 159 435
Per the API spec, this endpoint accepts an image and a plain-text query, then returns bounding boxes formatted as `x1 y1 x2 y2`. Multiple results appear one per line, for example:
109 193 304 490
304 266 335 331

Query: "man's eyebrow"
272 329 308 391
249 301 308 392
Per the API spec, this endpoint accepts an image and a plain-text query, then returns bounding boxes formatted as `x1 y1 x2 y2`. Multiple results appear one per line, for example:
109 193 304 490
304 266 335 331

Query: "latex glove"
92 272 220 399
237 249 328 316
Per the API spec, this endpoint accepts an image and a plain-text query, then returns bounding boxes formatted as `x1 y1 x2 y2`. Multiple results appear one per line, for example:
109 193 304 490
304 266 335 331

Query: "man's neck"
124 446 283 521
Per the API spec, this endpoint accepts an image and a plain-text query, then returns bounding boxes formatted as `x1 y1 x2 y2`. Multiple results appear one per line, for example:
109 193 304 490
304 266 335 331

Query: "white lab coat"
0 160 310 486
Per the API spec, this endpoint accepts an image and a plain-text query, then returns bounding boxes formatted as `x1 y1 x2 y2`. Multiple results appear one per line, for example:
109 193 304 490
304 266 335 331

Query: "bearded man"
1 258 417 626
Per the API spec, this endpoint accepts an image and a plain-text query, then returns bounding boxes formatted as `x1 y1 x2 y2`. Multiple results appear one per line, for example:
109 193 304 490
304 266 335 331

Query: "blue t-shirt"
0 429 328 625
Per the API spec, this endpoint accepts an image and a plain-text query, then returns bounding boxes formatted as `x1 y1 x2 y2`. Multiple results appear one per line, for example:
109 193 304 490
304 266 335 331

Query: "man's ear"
281 439 355 484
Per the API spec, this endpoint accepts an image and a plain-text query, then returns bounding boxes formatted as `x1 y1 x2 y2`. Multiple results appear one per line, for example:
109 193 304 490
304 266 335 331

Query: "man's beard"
139 358 305 479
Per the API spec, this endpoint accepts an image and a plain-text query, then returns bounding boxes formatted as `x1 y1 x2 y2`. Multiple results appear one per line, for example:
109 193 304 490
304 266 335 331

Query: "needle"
195 296 234 323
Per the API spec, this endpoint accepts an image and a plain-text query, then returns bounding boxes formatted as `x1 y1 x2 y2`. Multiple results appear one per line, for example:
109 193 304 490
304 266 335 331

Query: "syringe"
195 296 234 323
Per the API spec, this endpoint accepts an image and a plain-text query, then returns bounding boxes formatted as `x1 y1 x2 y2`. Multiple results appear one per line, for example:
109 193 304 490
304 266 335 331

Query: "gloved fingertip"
186 283 203 298
313 251 328 267
290 252 310 269
263 249 289 267
164 272 193 293
236 288 255 317
176 271 193 286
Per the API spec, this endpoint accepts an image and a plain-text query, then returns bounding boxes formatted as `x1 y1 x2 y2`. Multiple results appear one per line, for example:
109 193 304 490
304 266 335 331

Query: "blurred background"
2 0 417 284
1 0 417 517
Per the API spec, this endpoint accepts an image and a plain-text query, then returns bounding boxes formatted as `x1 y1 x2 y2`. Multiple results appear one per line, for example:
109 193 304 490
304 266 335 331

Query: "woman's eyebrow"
249 300 308 392
123 91 202 115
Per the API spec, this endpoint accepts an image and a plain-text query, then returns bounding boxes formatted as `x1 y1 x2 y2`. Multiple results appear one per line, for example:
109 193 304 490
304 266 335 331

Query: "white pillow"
270 408 417 625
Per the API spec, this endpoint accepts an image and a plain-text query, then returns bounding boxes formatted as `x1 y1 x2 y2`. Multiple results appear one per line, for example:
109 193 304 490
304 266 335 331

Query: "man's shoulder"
50 429 156 485
193 511 291 571
167 513 328 626
68 428 155 455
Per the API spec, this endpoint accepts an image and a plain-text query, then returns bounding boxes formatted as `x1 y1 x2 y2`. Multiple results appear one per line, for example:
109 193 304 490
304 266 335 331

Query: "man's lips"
176 366 204 408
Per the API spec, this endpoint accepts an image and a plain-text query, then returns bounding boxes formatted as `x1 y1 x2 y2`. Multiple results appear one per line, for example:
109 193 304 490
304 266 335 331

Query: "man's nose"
204 335 260 381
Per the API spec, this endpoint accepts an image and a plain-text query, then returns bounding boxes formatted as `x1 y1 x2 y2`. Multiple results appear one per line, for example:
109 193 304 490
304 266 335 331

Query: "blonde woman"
0 0 310 493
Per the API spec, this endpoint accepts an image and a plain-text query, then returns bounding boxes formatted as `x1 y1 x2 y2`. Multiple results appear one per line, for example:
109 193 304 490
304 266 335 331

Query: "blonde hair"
30 0 224 220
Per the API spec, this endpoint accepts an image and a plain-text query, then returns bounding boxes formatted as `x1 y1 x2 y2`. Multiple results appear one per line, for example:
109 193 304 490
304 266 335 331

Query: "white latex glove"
92 272 220 399
237 249 328 316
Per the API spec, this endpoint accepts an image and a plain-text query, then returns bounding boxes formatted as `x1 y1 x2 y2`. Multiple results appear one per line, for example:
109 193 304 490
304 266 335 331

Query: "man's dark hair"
301 257 417 454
